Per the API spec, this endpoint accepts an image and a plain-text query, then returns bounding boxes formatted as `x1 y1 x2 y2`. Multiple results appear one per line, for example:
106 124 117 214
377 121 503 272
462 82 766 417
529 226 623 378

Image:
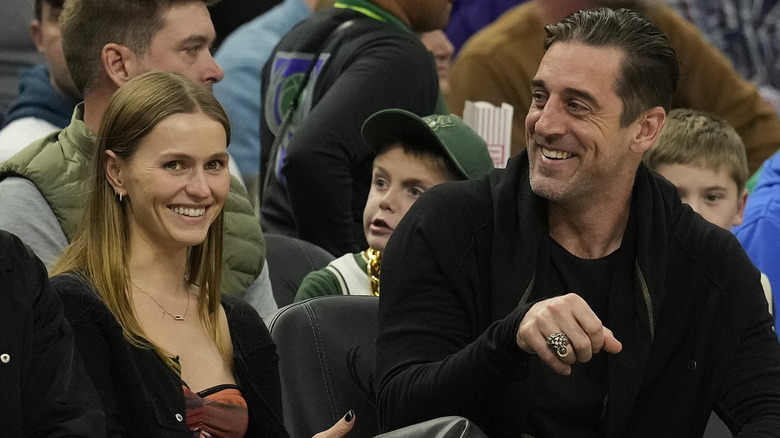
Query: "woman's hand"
312 410 355 438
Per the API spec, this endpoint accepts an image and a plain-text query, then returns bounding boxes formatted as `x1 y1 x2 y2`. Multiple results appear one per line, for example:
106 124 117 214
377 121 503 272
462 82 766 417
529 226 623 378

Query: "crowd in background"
1 0 780 436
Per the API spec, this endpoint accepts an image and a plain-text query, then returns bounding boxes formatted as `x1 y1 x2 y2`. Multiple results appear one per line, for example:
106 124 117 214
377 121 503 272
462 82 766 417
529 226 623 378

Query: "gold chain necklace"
365 247 382 296
131 279 190 321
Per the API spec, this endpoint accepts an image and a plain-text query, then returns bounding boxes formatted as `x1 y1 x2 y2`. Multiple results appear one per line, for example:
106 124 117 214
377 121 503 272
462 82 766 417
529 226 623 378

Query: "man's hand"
312 410 355 438
516 293 622 375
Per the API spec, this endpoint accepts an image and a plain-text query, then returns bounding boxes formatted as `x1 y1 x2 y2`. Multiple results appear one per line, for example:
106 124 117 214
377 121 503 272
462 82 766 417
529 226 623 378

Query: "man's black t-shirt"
525 237 633 437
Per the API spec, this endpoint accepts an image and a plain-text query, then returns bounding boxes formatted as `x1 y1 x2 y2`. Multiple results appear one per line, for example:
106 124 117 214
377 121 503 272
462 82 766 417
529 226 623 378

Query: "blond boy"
644 108 773 315
295 109 494 300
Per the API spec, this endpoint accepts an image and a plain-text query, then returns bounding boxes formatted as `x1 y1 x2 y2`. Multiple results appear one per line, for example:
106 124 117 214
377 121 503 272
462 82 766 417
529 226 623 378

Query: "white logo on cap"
427 115 457 131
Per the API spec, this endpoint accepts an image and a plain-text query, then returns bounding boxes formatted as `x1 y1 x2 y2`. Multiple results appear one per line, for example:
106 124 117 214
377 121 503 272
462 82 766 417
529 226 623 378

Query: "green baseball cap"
361 109 495 180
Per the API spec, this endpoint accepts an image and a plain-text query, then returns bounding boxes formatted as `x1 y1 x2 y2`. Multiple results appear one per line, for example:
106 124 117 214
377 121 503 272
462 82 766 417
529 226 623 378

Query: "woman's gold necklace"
131 279 190 321
365 247 382 296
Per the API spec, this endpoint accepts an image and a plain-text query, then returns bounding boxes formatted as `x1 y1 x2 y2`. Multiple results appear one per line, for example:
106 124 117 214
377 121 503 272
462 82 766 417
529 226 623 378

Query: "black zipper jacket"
377 151 780 437
53 273 288 437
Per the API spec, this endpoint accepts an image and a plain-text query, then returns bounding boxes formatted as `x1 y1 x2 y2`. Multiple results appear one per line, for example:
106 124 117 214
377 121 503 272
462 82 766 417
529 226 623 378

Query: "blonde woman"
50 71 353 437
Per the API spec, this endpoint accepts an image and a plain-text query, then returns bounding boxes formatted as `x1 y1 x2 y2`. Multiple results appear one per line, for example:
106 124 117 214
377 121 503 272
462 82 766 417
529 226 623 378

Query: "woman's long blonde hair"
51 71 232 373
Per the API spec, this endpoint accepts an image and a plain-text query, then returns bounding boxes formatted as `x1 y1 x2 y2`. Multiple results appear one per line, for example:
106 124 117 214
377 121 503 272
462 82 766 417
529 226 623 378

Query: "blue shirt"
734 150 780 329
3 64 76 129
214 0 311 182
444 0 525 54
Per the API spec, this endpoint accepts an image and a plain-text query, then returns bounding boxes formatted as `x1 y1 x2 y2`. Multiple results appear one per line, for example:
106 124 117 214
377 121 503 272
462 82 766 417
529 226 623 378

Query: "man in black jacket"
260 0 451 256
0 230 103 436
376 8 780 437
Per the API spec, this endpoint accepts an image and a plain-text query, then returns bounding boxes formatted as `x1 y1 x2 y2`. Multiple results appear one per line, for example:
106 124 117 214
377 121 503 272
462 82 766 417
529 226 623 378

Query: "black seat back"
264 234 335 307
268 295 379 438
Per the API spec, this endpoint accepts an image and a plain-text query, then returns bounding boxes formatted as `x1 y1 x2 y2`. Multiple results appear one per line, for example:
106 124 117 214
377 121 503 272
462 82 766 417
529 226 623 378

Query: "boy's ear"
732 188 749 227
630 107 666 155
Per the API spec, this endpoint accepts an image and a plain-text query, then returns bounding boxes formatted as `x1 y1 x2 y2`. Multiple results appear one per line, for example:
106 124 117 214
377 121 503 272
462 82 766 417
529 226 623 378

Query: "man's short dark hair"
544 8 679 127
60 0 219 94
34 0 64 22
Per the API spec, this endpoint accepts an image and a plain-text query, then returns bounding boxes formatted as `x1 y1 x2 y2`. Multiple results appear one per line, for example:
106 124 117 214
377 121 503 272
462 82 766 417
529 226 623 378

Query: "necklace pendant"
365 247 382 296
173 315 185 321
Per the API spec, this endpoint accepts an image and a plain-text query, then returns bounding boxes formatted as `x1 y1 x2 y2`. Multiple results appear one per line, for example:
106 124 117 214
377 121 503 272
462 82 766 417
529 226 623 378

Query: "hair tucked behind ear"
51 71 232 373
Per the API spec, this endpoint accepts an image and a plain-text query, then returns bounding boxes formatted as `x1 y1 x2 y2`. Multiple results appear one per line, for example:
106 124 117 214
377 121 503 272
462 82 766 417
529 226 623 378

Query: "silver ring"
547 332 570 358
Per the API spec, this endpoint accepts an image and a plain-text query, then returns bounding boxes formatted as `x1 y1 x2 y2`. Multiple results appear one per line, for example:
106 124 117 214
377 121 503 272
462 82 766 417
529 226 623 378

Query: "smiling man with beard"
446 0 780 175
375 8 780 437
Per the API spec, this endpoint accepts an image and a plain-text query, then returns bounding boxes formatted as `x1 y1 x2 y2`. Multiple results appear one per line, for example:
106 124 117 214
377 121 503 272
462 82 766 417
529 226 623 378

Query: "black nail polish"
345 410 354 422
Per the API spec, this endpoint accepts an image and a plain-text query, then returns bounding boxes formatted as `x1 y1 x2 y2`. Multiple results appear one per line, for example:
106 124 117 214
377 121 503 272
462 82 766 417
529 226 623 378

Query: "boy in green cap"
295 109 494 300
